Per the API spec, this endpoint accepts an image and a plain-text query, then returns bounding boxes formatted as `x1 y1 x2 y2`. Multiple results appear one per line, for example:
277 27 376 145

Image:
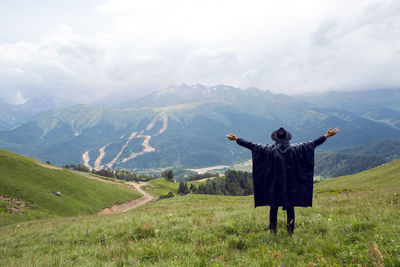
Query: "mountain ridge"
1 84 399 169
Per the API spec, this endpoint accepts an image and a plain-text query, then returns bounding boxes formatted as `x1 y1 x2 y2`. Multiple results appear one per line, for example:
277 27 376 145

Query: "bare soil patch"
0 195 32 214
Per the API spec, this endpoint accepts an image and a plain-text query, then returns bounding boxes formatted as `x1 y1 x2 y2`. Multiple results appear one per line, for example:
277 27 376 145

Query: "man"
227 127 339 235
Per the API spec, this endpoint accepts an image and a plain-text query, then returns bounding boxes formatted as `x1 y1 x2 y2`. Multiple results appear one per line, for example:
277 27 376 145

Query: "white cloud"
0 0 399 102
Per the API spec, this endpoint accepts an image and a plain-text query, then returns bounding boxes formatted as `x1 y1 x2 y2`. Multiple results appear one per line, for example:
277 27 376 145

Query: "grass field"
0 149 141 226
142 178 180 197
0 158 399 266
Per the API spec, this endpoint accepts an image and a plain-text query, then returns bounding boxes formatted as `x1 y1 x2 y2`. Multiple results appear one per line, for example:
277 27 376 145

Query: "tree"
76 164 91 173
198 184 206 194
115 169 137 181
244 180 254 195
227 182 238 196
178 182 185 194
178 182 190 195
92 168 115 178
162 169 174 181
189 184 197 193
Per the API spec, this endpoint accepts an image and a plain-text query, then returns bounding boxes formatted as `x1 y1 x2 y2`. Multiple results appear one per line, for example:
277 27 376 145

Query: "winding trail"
98 182 155 214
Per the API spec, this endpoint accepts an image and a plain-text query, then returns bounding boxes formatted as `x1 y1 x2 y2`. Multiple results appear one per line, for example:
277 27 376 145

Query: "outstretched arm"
312 128 339 147
227 134 264 150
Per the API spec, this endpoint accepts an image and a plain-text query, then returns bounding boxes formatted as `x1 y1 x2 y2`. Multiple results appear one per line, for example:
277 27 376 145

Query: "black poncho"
237 136 326 209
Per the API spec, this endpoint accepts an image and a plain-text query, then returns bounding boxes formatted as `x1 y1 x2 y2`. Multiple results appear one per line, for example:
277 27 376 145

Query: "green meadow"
1 157 399 266
142 178 180 197
0 148 141 226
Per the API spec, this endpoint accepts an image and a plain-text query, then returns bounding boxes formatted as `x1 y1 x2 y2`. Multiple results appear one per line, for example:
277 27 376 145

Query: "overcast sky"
1 0 399 104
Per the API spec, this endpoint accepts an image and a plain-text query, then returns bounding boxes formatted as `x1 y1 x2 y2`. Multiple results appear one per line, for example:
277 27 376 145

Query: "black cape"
237 136 325 209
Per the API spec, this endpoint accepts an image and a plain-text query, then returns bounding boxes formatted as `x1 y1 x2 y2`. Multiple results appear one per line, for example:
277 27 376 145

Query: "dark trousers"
269 206 295 234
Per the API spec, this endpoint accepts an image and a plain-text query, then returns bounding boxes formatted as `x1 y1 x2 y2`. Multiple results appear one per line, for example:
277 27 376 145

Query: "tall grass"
1 160 399 266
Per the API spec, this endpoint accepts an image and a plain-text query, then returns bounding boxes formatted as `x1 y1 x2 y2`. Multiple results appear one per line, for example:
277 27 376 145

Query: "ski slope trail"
106 131 137 168
82 151 92 170
106 112 168 167
82 112 168 169
94 144 110 170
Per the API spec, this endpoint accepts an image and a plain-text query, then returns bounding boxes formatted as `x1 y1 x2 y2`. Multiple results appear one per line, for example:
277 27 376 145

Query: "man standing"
227 127 339 235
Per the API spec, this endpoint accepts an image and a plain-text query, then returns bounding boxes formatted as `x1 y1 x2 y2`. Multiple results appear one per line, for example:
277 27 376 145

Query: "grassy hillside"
0 148 141 226
142 178 179 197
0 160 399 266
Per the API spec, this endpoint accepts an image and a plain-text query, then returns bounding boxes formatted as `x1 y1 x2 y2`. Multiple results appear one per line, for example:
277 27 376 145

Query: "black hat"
271 127 292 142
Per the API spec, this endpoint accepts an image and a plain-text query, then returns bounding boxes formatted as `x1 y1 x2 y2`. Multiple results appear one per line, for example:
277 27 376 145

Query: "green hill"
0 160 399 266
142 178 179 197
0 148 141 226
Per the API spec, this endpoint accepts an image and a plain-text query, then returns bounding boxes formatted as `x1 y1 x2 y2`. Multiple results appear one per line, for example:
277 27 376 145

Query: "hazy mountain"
314 139 400 178
0 96 72 131
339 139 400 162
296 89 400 129
0 85 399 169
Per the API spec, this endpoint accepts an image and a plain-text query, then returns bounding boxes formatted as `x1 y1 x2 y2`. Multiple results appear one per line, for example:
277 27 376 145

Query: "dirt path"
98 182 155 214
35 161 63 170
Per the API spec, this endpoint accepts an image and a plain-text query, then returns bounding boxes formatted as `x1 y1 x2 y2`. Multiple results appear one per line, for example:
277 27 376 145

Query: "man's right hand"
227 134 238 141
324 128 339 138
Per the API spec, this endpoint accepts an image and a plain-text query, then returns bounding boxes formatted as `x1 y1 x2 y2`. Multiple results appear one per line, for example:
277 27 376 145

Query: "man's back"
227 127 339 234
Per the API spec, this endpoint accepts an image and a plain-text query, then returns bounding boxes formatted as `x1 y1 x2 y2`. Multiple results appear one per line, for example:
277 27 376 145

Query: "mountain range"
0 84 399 170
0 96 71 131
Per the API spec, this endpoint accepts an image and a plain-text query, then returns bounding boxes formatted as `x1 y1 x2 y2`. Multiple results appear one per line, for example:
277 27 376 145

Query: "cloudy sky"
1 0 399 104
